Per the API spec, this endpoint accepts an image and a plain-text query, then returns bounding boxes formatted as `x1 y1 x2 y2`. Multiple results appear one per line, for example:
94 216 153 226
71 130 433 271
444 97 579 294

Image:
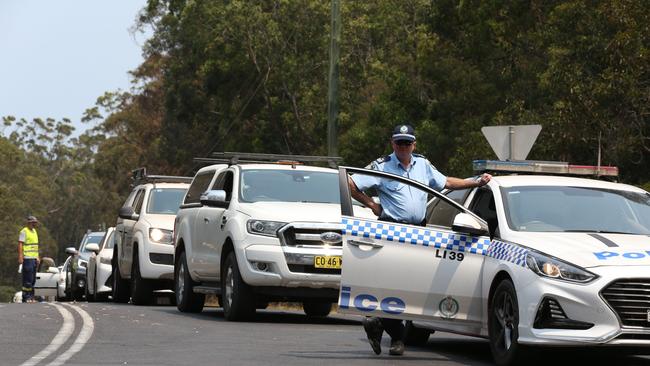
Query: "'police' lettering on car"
594 250 650 260
339 286 406 315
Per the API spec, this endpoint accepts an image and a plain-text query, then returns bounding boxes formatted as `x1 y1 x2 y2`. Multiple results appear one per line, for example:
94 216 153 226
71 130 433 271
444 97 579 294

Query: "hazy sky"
0 1 149 136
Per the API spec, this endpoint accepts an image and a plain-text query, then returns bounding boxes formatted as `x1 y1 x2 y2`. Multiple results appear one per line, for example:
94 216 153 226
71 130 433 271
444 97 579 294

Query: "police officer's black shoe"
363 317 383 355
389 340 404 356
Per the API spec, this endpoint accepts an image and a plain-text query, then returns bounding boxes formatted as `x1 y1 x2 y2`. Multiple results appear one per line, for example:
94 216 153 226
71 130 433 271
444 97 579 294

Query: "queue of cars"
25 152 650 366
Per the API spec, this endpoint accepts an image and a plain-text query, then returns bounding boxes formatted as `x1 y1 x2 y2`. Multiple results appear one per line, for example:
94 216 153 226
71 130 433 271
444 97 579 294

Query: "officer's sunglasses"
394 140 414 146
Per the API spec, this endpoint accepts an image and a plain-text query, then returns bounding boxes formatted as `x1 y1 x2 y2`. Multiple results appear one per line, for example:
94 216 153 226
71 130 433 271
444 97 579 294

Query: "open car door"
34 257 59 298
338 167 491 330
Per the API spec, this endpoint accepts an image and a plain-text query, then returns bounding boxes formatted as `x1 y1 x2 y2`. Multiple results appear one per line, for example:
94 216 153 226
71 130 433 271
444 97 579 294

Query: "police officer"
18 216 40 303
348 124 491 356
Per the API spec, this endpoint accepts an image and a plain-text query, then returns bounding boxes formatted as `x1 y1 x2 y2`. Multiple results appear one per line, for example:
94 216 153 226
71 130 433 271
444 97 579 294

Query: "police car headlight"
526 251 597 283
149 228 173 244
246 220 286 237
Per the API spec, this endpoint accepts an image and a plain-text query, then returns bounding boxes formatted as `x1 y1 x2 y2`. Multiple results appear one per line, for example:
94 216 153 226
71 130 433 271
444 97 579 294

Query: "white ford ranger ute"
173 153 369 320
112 169 191 305
338 160 650 365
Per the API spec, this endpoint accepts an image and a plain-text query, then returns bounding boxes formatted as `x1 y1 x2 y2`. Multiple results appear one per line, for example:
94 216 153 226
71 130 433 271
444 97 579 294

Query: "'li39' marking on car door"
339 217 491 325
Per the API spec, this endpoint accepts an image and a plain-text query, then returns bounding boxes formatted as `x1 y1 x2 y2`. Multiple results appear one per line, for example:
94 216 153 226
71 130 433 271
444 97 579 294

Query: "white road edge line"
20 303 75 366
46 304 95 366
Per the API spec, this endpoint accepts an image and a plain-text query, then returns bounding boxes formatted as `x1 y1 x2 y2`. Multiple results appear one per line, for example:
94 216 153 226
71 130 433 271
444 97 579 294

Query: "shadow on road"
152 306 361 326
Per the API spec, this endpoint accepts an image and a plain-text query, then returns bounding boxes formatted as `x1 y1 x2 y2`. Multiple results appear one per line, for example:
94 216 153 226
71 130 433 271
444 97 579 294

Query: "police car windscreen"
240 170 339 204
147 188 187 214
502 186 650 234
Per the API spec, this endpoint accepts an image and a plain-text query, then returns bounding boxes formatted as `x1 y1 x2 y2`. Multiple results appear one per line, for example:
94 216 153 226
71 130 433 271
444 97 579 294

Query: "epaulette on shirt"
367 155 391 169
413 153 438 170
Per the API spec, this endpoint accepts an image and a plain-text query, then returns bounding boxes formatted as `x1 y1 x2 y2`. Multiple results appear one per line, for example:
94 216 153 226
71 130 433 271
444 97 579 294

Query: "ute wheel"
303 302 332 317
488 279 528 366
175 251 205 313
221 252 256 321
130 252 153 305
404 320 432 346
112 256 130 303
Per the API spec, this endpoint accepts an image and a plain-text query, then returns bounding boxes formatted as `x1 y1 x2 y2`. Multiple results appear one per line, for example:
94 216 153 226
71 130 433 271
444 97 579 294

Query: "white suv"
174 154 370 320
112 170 191 305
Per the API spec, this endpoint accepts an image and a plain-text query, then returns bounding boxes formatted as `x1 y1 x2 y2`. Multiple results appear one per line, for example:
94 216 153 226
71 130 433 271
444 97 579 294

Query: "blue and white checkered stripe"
342 218 491 255
485 240 528 267
342 217 528 266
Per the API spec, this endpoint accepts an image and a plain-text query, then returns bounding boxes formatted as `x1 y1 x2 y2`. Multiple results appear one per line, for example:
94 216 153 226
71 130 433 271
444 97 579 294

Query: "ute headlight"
246 220 286 237
149 228 173 244
526 251 597 283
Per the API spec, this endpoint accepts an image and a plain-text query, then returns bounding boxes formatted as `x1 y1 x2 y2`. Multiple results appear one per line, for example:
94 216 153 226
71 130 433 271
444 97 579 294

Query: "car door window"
469 188 499 238
426 189 469 229
212 170 234 203
133 189 145 214
426 188 470 227
184 171 215 204
122 189 138 208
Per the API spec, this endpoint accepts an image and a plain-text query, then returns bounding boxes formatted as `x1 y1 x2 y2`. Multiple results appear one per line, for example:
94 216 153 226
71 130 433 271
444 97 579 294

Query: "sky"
0 1 150 136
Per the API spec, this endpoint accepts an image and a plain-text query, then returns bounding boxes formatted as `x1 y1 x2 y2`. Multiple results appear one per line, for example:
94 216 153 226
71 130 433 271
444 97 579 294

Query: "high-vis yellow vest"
20 227 39 258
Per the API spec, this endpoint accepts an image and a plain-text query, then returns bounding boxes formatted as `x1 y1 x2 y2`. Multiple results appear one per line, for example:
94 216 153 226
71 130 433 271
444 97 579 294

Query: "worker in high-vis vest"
18 216 40 303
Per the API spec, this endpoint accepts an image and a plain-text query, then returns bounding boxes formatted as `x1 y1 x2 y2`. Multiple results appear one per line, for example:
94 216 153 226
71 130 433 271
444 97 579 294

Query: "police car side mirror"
118 206 140 221
452 213 489 236
200 190 228 207
65 247 77 255
86 243 100 254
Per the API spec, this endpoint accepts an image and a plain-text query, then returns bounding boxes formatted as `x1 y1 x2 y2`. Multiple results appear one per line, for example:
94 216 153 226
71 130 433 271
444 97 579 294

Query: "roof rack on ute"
194 152 342 168
131 168 193 185
473 160 619 178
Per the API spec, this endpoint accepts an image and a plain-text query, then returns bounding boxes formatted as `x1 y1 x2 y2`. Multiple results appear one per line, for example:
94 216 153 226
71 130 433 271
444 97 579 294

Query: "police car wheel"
175 251 204 313
404 321 432 346
221 252 256 321
302 301 332 317
488 279 528 366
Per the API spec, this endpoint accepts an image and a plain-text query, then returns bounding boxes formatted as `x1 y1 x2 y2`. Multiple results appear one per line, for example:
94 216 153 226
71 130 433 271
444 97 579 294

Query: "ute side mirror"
86 243 100 254
200 190 228 208
118 206 140 221
452 213 489 236
65 247 78 255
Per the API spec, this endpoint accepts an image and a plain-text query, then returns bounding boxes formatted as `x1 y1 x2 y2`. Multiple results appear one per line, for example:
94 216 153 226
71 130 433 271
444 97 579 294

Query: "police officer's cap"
391 124 416 142
26 215 38 223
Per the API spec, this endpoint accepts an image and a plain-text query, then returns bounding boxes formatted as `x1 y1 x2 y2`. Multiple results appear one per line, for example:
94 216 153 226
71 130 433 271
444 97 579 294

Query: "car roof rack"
473 160 619 179
132 168 193 185
193 152 342 168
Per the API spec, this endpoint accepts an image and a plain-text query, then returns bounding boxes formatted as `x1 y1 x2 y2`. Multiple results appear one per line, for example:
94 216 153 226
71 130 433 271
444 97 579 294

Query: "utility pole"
327 0 341 158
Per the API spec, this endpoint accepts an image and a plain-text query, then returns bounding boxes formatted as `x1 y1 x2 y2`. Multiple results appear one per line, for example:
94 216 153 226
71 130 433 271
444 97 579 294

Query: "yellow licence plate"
314 256 342 269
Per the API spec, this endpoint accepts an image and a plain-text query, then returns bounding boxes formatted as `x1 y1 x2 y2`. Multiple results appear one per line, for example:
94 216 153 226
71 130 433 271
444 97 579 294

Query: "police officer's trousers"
22 258 37 302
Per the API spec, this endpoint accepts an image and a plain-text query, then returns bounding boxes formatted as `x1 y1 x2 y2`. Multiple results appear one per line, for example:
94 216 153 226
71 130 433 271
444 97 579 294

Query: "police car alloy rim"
494 291 515 351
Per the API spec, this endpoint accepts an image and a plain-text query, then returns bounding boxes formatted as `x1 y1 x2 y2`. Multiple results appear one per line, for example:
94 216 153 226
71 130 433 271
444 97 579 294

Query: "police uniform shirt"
352 152 447 224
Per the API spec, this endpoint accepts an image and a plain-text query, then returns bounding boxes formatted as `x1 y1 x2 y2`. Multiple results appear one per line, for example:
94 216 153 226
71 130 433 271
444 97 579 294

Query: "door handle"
348 239 384 248
204 217 210 223
220 216 227 230
36 276 41 280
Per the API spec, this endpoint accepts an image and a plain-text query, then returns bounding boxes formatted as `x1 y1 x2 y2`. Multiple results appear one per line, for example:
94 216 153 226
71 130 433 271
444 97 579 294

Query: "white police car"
337 161 650 366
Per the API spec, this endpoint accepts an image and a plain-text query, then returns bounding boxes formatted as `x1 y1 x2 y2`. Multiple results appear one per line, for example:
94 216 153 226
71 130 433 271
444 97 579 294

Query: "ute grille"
279 226 342 248
601 279 650 328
